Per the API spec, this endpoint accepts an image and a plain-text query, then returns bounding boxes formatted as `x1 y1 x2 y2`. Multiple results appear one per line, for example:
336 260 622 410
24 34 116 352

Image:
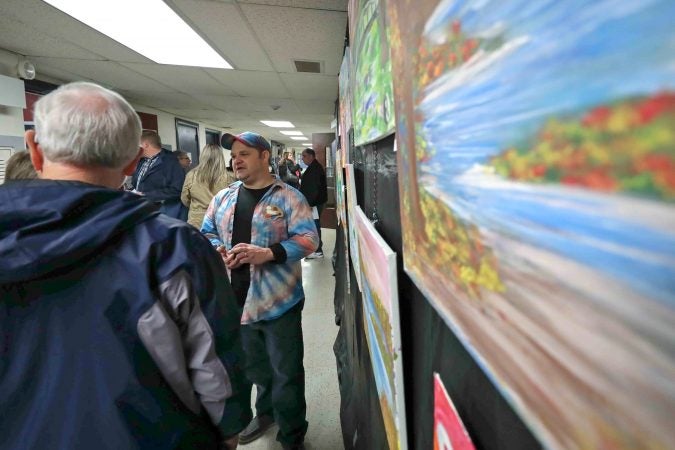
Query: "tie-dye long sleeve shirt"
201 179 318 324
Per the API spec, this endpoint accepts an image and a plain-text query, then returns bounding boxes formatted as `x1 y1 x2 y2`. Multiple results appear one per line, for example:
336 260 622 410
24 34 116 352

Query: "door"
205 128 220 145
176 119 200 165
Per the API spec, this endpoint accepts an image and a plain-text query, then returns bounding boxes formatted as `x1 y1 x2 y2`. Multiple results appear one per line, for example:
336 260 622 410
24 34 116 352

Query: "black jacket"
300 159 327 207
132 149 186 219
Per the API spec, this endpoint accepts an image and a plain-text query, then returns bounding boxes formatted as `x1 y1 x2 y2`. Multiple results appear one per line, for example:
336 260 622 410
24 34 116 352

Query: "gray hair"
33 82 141 168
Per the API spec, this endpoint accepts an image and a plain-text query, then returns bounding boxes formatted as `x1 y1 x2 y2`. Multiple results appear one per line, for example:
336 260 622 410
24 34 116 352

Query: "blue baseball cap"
221 131 271 152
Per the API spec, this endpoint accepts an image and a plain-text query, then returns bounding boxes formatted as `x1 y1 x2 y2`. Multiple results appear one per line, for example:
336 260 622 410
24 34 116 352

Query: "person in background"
278 151 300 189
202 131 318 450
299 148 327 259
176 150 192 171
181 143 235 229
131 130 186 219
4 151 37 181
0 82 250 449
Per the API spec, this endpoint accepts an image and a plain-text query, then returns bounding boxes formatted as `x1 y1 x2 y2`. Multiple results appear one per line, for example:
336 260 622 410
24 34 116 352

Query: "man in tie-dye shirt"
201 131 318 450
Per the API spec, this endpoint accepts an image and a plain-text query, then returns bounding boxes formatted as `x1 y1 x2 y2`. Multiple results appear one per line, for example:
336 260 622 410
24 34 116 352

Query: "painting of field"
355 205 407 450
384 0 675 448
350 0 395 146
433 373 475 450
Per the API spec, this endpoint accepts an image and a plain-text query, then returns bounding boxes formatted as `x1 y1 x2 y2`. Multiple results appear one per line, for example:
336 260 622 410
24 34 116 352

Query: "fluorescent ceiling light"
280 130 303 136
291 136 309 141
261 120 295 128
43 0 232 69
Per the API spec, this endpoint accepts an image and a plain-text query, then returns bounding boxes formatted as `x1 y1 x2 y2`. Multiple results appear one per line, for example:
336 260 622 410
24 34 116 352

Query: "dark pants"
240 301 307 447
315 203 325 253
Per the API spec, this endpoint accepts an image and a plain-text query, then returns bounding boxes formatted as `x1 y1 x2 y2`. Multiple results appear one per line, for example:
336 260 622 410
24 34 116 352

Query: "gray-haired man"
0 82 249 449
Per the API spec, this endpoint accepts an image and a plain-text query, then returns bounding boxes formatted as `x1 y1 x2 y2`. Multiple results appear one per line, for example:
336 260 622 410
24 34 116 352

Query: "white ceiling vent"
293 60 322 74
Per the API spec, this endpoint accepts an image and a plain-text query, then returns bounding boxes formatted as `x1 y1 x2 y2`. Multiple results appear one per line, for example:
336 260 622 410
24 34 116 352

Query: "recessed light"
291 137 309 141
280 130 303 136
261 120 295 128
43 0 232 69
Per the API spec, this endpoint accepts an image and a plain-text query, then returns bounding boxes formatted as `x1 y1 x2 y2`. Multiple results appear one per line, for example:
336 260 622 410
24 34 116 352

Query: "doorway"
176 119 200 166
205 128 220 146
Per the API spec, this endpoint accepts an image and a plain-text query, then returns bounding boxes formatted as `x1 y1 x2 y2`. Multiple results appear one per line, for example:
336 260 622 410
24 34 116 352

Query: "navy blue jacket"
0 180 250 449
132 149 187 219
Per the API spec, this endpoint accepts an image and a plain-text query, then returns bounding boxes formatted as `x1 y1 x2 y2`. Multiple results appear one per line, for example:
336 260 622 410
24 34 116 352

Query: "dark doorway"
205 128 220 146
176 119 200 166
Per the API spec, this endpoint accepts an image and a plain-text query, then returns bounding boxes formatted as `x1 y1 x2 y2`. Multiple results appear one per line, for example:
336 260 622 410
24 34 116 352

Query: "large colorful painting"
355 205 407 450
350 0 395 146
384 0 675 448
345 164 362 290
433 374 475 450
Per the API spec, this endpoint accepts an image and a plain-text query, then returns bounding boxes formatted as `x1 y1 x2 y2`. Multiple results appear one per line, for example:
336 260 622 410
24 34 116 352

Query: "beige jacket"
181 170 235 229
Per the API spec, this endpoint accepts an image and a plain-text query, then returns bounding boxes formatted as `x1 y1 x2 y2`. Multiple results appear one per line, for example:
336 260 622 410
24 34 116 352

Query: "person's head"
4 151 37 181
175 150 191 169
140 130 162 158
195 143 227 190
25 81 142 189
221 131 272 187
301 148 315 166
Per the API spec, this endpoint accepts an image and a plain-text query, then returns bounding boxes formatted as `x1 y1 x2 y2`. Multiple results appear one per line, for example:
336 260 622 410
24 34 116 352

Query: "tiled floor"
240 229 344 450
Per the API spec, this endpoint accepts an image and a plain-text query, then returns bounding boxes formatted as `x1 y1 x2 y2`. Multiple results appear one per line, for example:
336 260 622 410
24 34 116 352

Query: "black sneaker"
282 443 305 450
239 414 275 444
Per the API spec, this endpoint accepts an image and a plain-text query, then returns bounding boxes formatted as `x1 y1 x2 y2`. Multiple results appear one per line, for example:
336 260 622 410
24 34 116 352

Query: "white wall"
0 49 26 147
128 103 233 158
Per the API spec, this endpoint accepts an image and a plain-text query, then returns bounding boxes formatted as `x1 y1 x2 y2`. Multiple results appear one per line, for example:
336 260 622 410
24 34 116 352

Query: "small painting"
355 205 407 450
433 374 475 450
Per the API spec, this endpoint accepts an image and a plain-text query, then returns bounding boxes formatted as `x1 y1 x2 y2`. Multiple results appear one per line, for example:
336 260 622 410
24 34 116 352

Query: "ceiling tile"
293 99 336 114
170 0 274 71
279 73 338 100
237 0 347 11
120 63 237 95
240 3 346 74
122 91 205 109
1 0 151 63
244 98 300 113
0 14 103 60
204 69 290 98
30 58 174 93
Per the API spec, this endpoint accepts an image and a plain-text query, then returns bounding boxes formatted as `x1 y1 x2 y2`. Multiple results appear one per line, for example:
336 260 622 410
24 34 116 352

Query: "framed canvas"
433 374 475 450
339 48 353 168
350 0 395 146
355 205 407 450
384 0 675 447
345 164 362 290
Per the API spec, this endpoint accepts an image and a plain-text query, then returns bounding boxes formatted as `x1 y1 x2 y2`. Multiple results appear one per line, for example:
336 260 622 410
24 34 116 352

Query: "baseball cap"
221 131 271 152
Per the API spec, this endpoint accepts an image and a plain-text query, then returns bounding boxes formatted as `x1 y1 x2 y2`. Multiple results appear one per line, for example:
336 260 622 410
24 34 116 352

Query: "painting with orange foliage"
383 0 675 448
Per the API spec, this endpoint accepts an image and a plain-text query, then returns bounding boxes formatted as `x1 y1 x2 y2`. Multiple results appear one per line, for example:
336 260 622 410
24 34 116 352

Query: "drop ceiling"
0 0 347 145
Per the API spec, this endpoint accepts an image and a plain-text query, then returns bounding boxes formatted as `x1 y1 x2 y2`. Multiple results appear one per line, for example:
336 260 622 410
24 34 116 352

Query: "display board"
355 205 407 450
384 0 675 447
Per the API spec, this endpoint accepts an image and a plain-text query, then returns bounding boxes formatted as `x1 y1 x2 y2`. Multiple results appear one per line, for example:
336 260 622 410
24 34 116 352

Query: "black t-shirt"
230 184 273 307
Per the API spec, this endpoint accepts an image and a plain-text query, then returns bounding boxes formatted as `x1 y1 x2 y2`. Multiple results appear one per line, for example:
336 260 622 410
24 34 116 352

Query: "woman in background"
181 143 235 228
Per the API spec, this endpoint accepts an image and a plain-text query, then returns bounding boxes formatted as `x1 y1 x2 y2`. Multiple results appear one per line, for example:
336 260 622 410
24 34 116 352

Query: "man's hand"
227 243 274 268
215 245 230 266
